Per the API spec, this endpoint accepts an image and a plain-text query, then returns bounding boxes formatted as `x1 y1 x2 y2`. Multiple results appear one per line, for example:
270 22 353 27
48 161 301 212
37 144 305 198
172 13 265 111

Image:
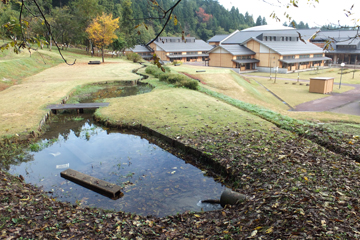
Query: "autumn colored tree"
86 13 119 62
196 7 212 23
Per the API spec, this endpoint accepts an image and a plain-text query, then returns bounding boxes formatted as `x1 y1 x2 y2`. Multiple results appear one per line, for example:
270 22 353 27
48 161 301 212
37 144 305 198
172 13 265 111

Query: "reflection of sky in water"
10 122 225 217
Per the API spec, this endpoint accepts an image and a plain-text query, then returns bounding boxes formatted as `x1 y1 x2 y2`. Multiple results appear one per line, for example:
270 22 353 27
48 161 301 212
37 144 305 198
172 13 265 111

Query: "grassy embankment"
1 50 360 238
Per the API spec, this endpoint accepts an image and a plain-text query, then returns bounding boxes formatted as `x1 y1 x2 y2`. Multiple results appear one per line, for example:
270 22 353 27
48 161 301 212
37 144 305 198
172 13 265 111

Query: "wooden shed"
309 77 334 94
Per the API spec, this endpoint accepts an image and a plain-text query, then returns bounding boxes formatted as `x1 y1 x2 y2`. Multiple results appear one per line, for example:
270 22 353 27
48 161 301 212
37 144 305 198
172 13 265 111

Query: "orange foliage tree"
196 7 212 23
86 13 119 62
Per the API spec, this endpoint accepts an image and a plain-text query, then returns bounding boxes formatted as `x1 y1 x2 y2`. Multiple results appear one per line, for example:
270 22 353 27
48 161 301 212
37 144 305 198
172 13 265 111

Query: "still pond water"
9 85 225 217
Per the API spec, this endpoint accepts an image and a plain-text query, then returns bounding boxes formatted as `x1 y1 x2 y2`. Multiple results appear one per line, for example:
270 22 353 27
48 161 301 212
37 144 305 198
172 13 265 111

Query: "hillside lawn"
1 50 360 238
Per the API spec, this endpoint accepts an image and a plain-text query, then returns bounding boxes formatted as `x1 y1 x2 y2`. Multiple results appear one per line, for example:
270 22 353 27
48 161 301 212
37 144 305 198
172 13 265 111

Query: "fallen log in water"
60 169 123 200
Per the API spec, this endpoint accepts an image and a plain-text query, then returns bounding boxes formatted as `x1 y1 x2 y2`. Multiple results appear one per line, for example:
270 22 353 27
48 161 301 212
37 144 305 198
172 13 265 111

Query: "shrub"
159 73 198 90
172 60 182 66
177 79 199 90
145 65 170 78
126 52 143 63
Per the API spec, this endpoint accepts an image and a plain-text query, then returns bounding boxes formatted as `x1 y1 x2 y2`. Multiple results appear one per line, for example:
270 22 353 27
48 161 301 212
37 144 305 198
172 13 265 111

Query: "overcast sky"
217 0 359 28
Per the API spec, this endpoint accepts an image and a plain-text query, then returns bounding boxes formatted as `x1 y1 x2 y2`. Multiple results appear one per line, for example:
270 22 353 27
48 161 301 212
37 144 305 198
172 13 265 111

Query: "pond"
8 85 226 217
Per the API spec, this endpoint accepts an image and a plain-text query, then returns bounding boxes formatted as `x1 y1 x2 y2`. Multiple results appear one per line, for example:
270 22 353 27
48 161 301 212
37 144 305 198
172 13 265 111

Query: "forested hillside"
1 0 309 51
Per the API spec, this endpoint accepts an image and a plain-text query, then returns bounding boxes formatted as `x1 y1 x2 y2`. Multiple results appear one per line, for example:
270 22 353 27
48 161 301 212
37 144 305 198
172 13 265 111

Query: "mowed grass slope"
96 87 277 140
0 49 140 137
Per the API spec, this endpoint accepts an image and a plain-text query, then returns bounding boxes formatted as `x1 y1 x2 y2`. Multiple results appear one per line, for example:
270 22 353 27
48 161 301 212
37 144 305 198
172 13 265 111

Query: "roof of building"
129 45 151 53
243 37 324 55
222 28 320 44
312 30 359 41
222 31 261 44
328 49 360 54
335 38 360 46
207 34 229 43
218 44 256 55
232 59 260 64
209 44 255 55
296 29 321 40
241 25 295 31
167 54 209 58
154 39 212 52
279 56 332 64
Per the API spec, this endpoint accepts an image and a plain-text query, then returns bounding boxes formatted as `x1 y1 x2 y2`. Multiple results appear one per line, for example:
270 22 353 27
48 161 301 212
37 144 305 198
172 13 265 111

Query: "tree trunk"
102 47 104 63
49 35 52 51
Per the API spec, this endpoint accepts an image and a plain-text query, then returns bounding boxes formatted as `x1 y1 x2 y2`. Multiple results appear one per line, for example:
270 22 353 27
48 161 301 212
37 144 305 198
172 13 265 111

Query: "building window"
186 51 197 55
269 36 272 41
202 51 208 54
283 55 295 59
236 56 252 60
299 54 310 59
313 54 323 58
286 37 288 41
282 37 284 41
169 52 182 55
265 36 268 41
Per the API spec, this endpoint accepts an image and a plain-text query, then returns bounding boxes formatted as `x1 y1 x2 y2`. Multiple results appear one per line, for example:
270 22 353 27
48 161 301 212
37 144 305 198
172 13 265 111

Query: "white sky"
217 0 359 28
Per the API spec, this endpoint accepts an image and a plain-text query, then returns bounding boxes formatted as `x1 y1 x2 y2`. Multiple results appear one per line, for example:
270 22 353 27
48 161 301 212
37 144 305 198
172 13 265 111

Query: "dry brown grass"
251 77 354 107
0 58 140 137
197 72 289 112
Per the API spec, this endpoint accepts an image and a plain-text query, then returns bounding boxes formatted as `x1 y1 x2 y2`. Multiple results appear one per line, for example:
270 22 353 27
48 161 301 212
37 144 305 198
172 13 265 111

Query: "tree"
256 16 262 26
86 13 119 62
196 7 212 23
262 17 267 25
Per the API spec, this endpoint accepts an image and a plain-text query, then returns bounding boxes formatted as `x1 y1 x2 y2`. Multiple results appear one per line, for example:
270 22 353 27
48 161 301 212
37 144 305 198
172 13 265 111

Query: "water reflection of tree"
0 146 34 171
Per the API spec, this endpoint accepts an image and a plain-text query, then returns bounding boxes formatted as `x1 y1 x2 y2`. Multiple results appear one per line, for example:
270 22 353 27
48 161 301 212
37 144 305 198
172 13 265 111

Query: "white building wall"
259 44 276 54
211 47 230 54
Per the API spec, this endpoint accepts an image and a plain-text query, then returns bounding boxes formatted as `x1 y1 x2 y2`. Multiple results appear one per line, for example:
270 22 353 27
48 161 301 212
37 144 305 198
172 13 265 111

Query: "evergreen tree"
262 17 267 25
255 16 262 26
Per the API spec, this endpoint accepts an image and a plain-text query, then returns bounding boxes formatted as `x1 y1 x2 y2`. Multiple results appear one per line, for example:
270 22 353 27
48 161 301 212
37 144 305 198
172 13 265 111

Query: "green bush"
177 78 199 90
172 60 182 66
126 52 143 63
159 73 198 90
145 65 170 78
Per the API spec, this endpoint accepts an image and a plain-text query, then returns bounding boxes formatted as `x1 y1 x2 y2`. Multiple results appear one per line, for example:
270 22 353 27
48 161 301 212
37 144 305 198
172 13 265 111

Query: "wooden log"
60 169 123 200
88 61 101 64
220 189 248 207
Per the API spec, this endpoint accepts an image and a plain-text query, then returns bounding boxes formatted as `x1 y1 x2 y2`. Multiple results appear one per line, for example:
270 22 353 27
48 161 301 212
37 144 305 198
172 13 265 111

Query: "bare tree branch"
31 0 76 65
146 0 182 46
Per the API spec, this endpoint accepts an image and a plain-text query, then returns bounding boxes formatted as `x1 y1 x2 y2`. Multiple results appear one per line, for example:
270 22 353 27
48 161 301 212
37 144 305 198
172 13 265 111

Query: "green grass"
323 122 360 136
0 50 63 84
96 87 277 140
